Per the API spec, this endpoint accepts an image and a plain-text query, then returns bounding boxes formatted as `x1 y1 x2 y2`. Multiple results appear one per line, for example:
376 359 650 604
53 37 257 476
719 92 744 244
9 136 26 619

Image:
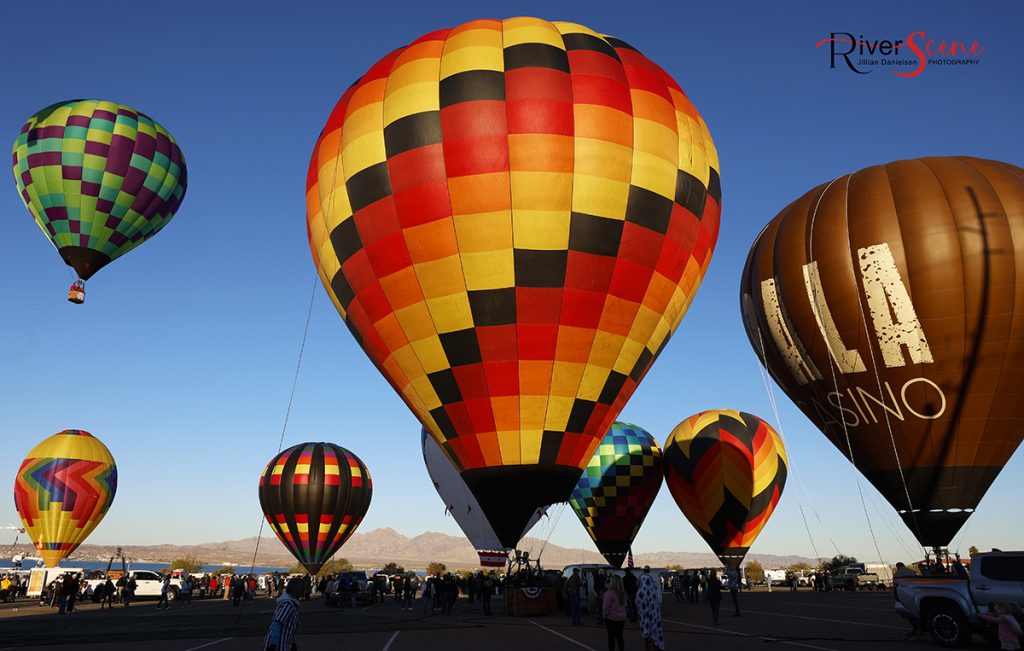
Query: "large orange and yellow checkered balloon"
13 430 117 567
663 411 787 569
306 17 720 547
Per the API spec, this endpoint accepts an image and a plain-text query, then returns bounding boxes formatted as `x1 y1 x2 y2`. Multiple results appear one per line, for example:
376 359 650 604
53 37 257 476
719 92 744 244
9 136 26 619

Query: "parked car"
895 551 1024 647
329 570 371 607
834 566 882 591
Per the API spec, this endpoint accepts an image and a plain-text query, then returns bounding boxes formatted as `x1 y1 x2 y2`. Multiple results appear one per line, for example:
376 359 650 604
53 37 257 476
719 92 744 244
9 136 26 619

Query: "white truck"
764 569 789 586
83 569 183 602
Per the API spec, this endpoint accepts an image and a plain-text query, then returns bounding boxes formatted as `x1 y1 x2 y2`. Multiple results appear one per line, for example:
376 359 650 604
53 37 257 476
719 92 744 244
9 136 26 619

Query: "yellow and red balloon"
13 429 117 567
306 17 720 546
663 410 786 569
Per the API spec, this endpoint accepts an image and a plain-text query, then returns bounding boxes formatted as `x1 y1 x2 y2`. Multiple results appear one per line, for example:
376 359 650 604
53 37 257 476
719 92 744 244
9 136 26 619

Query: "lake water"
0 560 287 574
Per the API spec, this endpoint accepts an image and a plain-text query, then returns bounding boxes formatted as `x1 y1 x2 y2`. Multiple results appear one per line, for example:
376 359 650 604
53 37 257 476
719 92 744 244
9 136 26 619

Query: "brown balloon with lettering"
739 156 1024 548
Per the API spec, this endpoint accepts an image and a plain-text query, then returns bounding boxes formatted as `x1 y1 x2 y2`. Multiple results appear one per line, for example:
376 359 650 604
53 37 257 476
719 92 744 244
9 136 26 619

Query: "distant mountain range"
6 528 814 570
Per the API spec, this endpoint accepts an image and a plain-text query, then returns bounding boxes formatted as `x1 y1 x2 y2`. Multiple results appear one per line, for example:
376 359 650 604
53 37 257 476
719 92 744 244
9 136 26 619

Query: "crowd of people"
0 573 27 602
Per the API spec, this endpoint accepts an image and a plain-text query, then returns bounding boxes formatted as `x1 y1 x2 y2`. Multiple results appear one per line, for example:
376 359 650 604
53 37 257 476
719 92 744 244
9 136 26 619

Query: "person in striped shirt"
264 577 302 651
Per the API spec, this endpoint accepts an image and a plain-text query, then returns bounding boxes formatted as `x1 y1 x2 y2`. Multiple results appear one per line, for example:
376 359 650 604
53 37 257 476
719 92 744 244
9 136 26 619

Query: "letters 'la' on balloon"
13 429 117 567
569 421 663 567
739 157 1024 548
663 410 787 569
258 442 372 575
306 17 720 547
421 429 546 566
11 99 187 284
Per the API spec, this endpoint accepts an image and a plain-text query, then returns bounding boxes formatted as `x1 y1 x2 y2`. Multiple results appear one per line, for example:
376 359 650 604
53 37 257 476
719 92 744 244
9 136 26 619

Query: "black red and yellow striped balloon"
257 443 372 575
306 17 720 547
663 411 787 569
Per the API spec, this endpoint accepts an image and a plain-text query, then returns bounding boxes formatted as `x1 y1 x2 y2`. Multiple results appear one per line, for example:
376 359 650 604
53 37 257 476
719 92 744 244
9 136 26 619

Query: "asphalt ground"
0 587 994 650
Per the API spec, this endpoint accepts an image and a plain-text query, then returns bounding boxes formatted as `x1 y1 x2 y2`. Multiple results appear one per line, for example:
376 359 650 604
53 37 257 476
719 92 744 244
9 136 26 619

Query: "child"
979 603 1023 651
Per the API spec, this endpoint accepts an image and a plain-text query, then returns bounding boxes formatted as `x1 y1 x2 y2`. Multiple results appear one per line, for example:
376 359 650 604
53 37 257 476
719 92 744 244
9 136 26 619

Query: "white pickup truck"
84 570 183 602
895 551 1024 647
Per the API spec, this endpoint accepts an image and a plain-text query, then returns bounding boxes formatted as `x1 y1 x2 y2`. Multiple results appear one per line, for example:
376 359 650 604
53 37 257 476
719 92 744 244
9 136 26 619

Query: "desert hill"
6 528 814 570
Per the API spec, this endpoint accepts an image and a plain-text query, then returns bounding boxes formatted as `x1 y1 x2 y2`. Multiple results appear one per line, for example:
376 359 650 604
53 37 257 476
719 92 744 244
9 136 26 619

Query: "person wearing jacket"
602 575 627 651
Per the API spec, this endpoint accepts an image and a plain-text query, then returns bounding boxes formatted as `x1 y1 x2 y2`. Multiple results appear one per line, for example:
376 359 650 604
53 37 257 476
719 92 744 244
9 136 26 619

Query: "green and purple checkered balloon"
12 99 187 281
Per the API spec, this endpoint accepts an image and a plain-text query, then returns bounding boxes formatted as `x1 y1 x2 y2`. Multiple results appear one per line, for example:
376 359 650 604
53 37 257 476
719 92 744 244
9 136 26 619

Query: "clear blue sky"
2 1 1022 566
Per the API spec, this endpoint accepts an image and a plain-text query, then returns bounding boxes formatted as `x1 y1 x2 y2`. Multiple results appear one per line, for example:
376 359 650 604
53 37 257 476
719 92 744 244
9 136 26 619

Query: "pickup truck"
84 570 183 602
894 551 1024 647
834 566 883 591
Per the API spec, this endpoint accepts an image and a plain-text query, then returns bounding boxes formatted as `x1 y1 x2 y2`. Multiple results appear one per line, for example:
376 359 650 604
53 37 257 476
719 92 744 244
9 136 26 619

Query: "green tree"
665 564 686 571
169 555 205 574
787 562 812 573
824 555 857 572
745 560 765 584
211 566 236 576
426 561 447 576
381 562 405 576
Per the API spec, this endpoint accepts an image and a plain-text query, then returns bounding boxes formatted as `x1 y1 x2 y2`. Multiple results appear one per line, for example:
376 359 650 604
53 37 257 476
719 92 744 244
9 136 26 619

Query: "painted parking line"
382 631 400 651
528 620 597 651
665 619 837 651
182 638 233 651
785 601 892 612
743 609 906 629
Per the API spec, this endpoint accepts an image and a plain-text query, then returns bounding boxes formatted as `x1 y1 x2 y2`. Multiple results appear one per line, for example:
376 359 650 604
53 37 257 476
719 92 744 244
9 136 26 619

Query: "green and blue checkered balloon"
12 99 187 282
569 421 663 567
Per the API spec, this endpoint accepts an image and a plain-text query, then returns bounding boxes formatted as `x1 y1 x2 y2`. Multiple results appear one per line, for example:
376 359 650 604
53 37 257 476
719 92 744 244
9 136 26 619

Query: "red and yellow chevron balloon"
663 411 786 569
13 430 117 567
306 17 720 547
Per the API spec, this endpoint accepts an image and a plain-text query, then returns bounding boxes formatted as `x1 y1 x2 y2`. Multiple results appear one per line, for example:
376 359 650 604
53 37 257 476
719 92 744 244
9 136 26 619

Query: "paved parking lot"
0 588 985 650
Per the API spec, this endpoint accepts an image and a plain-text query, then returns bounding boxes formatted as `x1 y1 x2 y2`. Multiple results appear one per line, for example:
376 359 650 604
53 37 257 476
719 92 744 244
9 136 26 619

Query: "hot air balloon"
306 17 720 547
13 429 117 567
258 442 372 575
12 99 187 303
569 421 662 567
421 429 547 566
663 410 787 569
739 156 1024 550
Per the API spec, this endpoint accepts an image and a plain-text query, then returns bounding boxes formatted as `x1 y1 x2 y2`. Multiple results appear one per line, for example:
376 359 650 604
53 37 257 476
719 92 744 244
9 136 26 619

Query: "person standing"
264 578 302 651
124 575 137 607
594 569 607 624
567 568 582 624
180 575 193 608
156 575 171 610
602 575 627 651
101 577 116 609
402 574 414 610
637 570 665 651
66 573 80 613
623 568 638 623
707 569 723 624
55 575 69 614
422 575 434 616
232 575 244 606
727 567 741 617
480 572 493 616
